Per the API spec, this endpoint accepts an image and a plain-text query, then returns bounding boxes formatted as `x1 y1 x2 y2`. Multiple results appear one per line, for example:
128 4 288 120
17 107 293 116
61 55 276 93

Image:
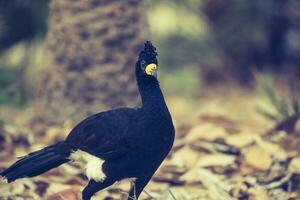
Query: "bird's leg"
82 179 115 200
127 176 151 200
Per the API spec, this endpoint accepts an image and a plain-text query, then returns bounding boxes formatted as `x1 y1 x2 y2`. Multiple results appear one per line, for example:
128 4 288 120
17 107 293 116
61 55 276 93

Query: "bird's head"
136 41 158 79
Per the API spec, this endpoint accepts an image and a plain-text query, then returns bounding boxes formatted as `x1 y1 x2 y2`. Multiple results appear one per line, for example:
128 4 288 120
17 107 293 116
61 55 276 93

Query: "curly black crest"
138 41 158 64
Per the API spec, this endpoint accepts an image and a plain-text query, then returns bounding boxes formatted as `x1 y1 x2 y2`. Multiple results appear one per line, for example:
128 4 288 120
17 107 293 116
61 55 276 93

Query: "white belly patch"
69 150 106 182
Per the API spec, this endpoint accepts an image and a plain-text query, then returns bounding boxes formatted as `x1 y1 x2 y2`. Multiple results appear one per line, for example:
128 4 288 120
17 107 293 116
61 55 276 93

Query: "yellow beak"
145 64 158 77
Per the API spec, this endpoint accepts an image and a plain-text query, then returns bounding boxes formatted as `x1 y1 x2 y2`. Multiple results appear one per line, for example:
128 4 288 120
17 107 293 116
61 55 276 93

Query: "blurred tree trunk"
268 0 289 69
200 0 298 86
34 0 147 125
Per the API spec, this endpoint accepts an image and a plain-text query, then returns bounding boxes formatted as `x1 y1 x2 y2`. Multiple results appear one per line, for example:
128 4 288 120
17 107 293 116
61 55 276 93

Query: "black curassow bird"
0 41 175 200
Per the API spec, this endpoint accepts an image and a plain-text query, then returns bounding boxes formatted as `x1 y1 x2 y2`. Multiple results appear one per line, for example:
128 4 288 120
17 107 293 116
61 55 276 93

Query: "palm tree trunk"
34 0 148 125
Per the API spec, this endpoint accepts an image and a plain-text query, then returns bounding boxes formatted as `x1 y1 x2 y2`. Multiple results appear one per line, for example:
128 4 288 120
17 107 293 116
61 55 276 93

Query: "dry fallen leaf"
2 90 300 200
225 132 256 148
180 168 203 184
243 146 272 170
196 154 236 168
195 168 233 200
288 157 300 175
295 119 300 134
43 188 80 200
170 146 200 169
248 186 269 200
185 124 228 143
255 136 288 160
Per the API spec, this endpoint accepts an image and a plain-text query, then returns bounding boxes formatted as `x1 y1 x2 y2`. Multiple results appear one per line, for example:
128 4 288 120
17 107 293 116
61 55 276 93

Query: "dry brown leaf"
145 180 169 192
243 146 272 170
184 186 209 199
160 163 187 175
170 138 185 154
180 168 203 184
46 183 72 195
196 154 236 168
229 183 248 199
170 146 200 169
190 140 240 155
295 119 300 134
43 188 80 200
14 147 29 158
156 187 192 200
152 172 184 185
289 157 300 174
248 186 269 200
44 126 66 142
1 90 299 200
60 163 82 175
268 188 295 200
255 137 288 160
185 124 228 143
225 132 256 148
194 169 233 200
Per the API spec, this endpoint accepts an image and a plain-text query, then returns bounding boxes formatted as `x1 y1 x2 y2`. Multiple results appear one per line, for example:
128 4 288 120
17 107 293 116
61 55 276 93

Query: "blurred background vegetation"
0 0 299 123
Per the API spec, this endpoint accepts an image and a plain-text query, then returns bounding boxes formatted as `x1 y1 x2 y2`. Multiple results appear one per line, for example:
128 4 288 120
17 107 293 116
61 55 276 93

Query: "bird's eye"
140 60 146 67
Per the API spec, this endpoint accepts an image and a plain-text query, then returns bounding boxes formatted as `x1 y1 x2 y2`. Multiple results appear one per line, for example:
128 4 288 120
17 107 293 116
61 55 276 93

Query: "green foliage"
161 67 201 97
256 75 300 122
0 67 28 106
148 0 207 73
0 45 30 107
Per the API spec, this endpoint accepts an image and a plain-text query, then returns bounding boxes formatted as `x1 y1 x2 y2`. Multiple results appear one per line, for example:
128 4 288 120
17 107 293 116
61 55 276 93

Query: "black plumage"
0 41 175 200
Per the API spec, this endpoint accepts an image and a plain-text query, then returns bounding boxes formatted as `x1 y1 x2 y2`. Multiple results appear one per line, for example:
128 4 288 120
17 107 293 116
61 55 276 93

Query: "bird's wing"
66 107 138 160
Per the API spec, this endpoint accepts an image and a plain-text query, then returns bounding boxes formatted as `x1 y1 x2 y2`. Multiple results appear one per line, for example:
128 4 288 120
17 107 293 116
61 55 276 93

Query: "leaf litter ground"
0 89 300 200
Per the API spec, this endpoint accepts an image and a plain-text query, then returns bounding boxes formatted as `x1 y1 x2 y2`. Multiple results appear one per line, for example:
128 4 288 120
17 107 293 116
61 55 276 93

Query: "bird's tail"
0 141 72 183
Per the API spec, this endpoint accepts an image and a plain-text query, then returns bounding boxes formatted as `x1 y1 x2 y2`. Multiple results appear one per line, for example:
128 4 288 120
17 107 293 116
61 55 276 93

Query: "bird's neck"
137 77 167 109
